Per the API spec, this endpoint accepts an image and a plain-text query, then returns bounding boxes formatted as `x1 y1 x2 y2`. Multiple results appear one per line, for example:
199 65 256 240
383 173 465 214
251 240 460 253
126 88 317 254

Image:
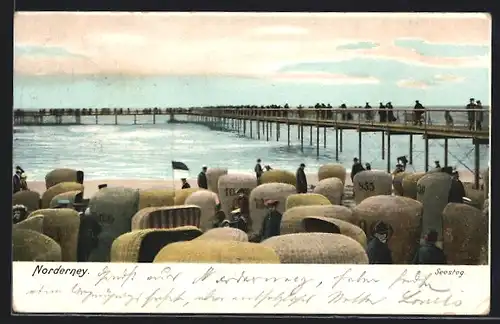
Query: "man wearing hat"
466 98 476 130
475 100 484 130
351 157 365 183
413 100 425 126
386 101 396 122
412 229 447 264
433 160 442 172
181 178 191 189
12 166 24 194
366 220 393 264
445 167 466 203
296 163 308 193
231 188 251 232
212 202 227 228
197 166 208 189
259 199 282 241
254 159 264 185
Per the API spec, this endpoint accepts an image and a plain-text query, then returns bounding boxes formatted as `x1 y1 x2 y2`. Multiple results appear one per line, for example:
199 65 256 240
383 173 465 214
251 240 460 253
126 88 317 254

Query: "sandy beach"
26 170 478 199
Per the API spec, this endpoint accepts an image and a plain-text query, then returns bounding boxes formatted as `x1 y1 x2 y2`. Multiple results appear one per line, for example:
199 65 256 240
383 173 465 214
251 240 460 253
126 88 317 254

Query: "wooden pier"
13 107 489 188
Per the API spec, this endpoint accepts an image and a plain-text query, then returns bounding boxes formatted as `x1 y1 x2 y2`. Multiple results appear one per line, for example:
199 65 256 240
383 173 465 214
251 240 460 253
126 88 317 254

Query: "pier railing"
189 107 490 135
13 107 490 136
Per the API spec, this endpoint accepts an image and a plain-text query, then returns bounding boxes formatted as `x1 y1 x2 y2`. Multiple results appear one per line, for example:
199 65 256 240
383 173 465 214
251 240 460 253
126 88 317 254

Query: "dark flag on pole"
171 161 190 180
172 161 189 171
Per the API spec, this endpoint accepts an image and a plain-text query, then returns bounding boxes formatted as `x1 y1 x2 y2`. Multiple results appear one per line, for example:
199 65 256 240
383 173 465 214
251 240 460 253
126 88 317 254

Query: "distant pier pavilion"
13 106 489 188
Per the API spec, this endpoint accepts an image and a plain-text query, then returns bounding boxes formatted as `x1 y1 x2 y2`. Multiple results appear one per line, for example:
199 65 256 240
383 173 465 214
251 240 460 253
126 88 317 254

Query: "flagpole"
171 162 176 198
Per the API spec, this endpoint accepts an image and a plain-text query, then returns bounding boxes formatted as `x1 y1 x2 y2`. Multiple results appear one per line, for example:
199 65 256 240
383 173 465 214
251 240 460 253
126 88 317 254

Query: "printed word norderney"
32 265 88 278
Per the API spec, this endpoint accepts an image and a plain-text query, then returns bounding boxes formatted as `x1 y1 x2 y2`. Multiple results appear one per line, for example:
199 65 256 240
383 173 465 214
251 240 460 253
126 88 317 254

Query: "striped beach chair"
132 205 202 230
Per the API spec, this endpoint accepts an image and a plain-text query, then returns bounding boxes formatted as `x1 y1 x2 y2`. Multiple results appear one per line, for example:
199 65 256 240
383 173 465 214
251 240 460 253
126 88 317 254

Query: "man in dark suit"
197 166 208 189
296 163 308 193
412 229 447 264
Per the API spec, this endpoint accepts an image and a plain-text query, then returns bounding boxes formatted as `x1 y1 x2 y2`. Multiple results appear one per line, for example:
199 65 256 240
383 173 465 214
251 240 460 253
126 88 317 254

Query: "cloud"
396 79 430 89
13 12 491 76
250 25 309 36
267 71 380 85
336 41 380 50
14 44 84 58
396 73 465 90
433 74 465 83
393 38 490 58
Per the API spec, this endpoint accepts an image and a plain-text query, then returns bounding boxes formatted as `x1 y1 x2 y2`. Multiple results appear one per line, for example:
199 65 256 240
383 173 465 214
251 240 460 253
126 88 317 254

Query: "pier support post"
96 115 98 125
250 121 253 138
266 122 269 141
444 138 449 166
300 124 304 152
287 123 290 146
387 131 391 173
270 122 273 138
339 129 343 152
335 128 339 161
276 122 280 141
243 120 246 135
258 121 261 140
115 114 118 125
381 131 385 160
134 115 137 125
316 126 320 157
153 114 156 124
409 135 413 165
474 140 480 189
323 127 326 148
298 125 300 140
424 135 429 172
358 130 362 163
310 126 313 146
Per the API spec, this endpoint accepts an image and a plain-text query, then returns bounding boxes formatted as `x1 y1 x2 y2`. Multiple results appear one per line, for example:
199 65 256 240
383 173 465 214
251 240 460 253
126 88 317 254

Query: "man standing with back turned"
255 159 264 184
197 165 208 189
296 163 308 193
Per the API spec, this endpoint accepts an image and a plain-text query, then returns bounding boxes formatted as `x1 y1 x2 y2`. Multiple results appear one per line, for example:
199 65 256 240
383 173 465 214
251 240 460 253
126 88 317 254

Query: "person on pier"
181 178 191 189
412 229 447 264
197 165 208 189
296 163 308 193
386 102 396 122
466 98 476 130
350 158 365 183
340 103 347 121
378 102 387 122
254 159 264 185
413 100 425 125
367 220 393 264
365 163 372 171
475 100 484 130
364 102 373 121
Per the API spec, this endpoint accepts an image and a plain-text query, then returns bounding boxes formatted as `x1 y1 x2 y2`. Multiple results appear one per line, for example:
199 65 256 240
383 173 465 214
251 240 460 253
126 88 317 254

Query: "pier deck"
13 107 489 188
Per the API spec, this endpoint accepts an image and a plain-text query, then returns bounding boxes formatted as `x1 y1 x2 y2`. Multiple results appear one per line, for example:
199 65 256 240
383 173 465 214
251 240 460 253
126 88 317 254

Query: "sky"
13 12 491 108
